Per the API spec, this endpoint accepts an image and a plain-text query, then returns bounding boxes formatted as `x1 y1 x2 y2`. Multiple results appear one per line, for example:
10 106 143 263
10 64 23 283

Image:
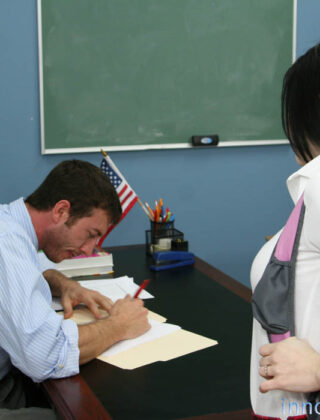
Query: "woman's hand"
259 337 320 393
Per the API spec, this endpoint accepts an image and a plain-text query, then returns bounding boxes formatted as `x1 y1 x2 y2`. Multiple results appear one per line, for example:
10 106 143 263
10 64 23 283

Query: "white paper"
100 319 181 357
51 276 154 311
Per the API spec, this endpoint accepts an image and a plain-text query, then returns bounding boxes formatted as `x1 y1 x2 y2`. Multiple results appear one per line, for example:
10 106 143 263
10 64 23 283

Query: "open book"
55 250 113 277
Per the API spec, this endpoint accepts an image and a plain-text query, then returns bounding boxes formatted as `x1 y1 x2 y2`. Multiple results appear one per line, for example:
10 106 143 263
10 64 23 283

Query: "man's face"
42 208 110 263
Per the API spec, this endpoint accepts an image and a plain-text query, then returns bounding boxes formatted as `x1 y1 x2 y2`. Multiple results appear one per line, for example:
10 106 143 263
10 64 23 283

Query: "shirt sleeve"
0 233 79 382
37 251 56 272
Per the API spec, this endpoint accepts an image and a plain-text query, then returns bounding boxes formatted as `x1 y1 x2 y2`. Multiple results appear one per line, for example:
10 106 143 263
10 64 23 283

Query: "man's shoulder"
0 209 29 242
0 212 38 271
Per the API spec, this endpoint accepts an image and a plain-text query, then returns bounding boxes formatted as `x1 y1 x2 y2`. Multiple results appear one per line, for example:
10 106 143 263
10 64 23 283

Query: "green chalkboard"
38 0 294 153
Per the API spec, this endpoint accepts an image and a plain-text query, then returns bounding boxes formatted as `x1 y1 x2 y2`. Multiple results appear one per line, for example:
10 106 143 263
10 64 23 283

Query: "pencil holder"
150 220 174 239
145 221 184 255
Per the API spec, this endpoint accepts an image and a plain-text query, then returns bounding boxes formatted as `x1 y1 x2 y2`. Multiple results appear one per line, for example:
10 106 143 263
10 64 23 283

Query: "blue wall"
0 0 319 287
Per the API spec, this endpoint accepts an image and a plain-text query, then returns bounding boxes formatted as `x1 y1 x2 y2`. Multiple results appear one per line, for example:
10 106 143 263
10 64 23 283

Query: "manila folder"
97 329 218 369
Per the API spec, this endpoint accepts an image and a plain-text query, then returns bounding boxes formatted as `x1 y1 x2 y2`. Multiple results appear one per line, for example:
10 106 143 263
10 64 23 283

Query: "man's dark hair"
25 160 122 225
282 42 320 163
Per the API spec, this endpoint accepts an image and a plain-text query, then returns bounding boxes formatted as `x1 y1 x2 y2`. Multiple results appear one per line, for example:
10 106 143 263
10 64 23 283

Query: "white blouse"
250 154 320 419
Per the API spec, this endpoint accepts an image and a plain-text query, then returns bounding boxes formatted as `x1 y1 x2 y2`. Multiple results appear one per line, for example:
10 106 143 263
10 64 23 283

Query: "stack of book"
55 249 113 277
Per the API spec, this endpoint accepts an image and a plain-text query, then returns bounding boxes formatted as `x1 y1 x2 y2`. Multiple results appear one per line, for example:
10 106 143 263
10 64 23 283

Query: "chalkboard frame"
37 0 297 154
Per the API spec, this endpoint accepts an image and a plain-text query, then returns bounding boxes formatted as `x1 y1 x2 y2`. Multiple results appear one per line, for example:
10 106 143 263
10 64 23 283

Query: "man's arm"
43 270 151 364
43 269 113 318
78 295 150 364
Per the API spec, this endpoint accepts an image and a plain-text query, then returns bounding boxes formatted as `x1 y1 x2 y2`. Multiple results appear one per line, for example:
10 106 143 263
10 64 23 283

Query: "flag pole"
100 149 152 220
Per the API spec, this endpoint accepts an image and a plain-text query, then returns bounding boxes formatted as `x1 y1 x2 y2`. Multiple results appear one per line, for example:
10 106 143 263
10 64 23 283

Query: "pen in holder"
145 220 184 255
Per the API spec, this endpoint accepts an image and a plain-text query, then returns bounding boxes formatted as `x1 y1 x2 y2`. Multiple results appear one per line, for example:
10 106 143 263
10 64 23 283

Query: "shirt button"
58 364 63 369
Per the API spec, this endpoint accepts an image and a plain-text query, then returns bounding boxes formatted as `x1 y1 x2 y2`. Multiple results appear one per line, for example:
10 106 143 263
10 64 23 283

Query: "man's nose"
79 238 96 256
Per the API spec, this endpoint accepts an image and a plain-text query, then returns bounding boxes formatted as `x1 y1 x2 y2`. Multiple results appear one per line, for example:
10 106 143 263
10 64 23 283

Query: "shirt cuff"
50 319 80 379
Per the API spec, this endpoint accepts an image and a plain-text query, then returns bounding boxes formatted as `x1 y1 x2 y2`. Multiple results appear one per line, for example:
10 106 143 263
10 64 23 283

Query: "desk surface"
43 245 252 420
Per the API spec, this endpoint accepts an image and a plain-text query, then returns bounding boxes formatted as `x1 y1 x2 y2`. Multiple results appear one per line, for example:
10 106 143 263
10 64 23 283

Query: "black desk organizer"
145 221 184 255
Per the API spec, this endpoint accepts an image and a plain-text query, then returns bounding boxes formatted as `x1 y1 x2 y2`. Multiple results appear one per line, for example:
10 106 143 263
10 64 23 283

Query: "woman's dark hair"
282 43 320 163
25 160 122 225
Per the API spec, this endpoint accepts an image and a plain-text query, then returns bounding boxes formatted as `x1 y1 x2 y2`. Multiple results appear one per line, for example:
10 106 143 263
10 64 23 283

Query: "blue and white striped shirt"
0 198 79 382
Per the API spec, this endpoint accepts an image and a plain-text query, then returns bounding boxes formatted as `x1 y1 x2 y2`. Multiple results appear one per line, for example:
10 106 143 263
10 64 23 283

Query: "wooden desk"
43 245 253 420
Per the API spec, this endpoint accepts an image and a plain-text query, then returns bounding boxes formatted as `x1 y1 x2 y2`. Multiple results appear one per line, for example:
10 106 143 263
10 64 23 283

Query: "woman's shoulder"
304 171 320 205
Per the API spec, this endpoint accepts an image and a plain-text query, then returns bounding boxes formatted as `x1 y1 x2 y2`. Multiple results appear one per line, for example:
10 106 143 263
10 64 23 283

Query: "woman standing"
251 43 320 419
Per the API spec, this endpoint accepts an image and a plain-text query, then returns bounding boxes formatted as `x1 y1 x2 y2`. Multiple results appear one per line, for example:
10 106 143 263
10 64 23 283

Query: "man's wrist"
100 316 126 343
43 269 75 296
78 317 125 364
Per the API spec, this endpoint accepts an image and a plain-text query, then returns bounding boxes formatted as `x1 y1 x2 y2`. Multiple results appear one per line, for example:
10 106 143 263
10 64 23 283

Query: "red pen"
134 279 150 298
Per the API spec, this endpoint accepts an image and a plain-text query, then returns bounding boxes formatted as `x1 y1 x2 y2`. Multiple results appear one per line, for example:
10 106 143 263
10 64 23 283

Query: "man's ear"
52 200 71 224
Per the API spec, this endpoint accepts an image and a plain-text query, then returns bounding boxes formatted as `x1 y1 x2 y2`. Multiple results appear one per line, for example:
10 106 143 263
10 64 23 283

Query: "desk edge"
194 256 252 303
43 375 113 420
106 244 252 304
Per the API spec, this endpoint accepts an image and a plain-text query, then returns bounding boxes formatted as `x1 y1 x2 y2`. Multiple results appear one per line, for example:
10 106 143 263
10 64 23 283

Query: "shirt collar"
9 198 39 250
287 154 320 203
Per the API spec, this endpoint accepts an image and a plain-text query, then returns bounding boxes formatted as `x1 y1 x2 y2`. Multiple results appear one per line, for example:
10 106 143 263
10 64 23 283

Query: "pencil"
138 198 152 220
134 279 150 298
145 202 155 220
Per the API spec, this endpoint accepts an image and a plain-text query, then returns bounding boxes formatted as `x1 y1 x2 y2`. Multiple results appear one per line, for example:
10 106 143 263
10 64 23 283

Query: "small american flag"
98 155 138 246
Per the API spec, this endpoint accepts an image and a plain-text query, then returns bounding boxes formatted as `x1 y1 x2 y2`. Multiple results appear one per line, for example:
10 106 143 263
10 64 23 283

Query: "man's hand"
108 295 151 340
78 295 150 364
43 269 113 319
259 337 320 393
60 280 113 319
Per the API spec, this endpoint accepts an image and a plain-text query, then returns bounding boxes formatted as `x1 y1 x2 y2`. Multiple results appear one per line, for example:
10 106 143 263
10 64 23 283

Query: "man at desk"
0 160 150 410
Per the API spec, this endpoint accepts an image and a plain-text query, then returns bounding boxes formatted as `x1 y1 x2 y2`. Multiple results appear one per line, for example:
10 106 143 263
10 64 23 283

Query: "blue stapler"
150 251 195 271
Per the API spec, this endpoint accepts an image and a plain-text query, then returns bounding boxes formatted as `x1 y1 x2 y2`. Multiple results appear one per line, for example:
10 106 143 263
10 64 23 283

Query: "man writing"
0 160 150 409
